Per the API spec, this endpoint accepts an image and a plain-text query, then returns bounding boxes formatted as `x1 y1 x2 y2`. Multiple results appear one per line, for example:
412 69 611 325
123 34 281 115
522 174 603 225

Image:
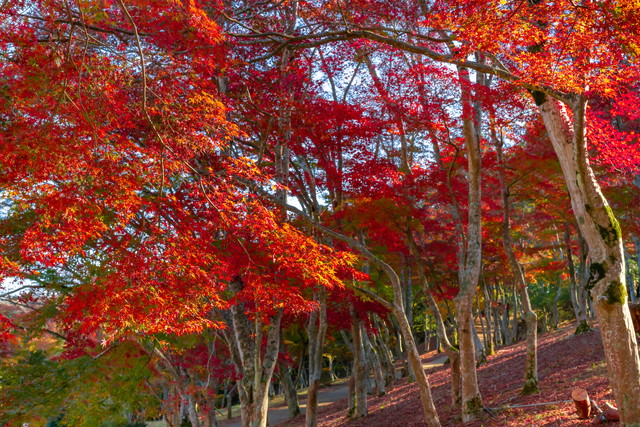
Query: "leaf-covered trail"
274 323 619 426
218 356 448 427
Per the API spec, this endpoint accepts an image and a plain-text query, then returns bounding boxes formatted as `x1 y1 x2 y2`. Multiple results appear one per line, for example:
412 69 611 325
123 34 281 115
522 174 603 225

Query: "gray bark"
424 287 461 405
492 129 538 394
306 289 328 427
536 94 640 425
349 305 368 418
222 277 284 427
277 358 300 419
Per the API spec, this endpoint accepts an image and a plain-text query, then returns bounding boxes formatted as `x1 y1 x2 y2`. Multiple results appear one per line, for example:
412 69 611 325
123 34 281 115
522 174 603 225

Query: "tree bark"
424 287 461 405
633 235 640 301
455 63 484 422
222 277 284 427
481 280 495 355
536 94 640 425
277 358 300 419
306 289 328 427
349 305 368 418
492 129 539 394
626 249 637 304
371 317 396 386
363 328 386 396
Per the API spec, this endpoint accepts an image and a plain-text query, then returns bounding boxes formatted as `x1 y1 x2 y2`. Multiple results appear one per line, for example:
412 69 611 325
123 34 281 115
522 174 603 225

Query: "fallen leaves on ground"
277 322 621 426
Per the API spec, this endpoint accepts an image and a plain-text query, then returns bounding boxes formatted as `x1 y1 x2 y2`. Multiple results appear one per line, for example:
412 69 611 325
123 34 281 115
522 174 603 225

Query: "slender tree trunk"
371 318 396 386
478 308 488 352
535 94 640 425
577 229 592 332
482 281 495 355
633 234 640 301
472 321 486 366
500 288 511 344
306 289 328 427
625 249 637 304
492 131 539 394
277 358 300 418
392 303 441 426
204 393 218 427
424 287 461 405
455 63 484 421
349 305 368 418
510 289 520 343
404 264 415 340
186 394 200 427
363 328 386 396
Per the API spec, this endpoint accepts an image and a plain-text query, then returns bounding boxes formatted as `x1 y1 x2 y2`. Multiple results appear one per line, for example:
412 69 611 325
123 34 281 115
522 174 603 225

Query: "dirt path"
218 355 448 427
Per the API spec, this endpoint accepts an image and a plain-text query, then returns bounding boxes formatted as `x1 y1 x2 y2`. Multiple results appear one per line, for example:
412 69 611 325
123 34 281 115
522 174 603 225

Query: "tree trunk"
222 277 284 427
186 394 200 427
492 122 539 394
482 281 495 355
576 229 592 333
626 249 637 304
306 289 328 427
509 289 520 343
371 317 396 386
277 358 300 419
392 303 441 426
478 309 488 353
204 393 218 427
536 94 640 425
403 264 415 340
424 288 461 406
347 375 356 417
472 321 486 366
349 305 368 418
633 235 640 301
456 293 483 421
449 61 485 422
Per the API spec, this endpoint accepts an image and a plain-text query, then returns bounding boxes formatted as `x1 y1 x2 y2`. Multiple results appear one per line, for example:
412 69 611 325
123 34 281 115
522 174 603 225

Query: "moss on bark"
463 395 483 416
595 204 622 247
574 320 592 335
604 280 627 305
521 377 539 395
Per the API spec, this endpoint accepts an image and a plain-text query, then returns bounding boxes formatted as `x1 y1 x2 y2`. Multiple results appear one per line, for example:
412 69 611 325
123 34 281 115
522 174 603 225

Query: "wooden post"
572 388 591 419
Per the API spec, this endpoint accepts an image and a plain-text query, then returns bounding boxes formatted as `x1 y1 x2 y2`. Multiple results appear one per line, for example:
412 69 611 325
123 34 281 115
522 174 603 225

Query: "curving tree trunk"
535 93 640 425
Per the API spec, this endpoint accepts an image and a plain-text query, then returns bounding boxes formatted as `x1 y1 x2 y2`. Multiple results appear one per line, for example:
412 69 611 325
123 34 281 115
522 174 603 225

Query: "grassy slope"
276 323 621 426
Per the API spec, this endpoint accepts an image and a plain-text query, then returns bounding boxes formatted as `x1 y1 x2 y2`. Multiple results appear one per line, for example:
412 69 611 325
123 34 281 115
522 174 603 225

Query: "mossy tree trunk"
536 94 640 426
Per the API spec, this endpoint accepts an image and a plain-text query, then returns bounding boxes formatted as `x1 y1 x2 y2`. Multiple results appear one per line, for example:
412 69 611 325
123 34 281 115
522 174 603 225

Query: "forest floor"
273 322 621 427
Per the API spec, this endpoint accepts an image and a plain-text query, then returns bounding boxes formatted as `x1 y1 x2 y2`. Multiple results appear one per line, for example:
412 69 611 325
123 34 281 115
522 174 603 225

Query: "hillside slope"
277 324 620 426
